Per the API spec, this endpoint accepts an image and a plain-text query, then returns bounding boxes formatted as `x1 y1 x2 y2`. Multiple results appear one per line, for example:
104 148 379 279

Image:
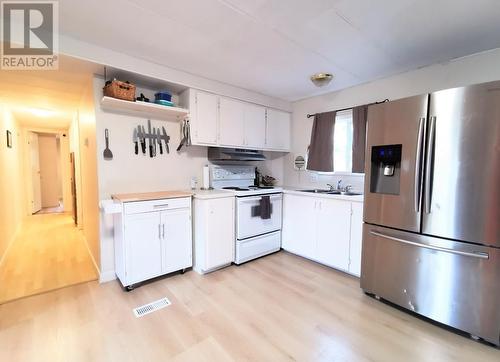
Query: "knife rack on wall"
134 119 171 158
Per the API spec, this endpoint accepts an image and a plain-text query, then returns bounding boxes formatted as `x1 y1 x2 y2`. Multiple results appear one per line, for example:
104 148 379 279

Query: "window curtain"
351 105 368 173
307 111 336 172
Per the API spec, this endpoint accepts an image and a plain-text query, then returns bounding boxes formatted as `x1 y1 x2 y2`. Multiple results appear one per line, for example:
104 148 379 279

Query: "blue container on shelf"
154 91 172 102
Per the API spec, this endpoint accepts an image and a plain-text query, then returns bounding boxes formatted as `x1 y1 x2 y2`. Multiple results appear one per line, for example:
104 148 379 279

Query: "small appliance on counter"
210 164 282 264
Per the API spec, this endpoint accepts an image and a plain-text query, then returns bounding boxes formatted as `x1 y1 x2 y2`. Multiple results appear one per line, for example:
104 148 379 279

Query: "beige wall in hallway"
38 134 62 208
0 105 24 262
77 83 100 271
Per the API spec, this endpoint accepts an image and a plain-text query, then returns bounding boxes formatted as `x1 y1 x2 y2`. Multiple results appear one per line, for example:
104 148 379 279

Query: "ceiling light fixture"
310 73 333 87
25 107 56 117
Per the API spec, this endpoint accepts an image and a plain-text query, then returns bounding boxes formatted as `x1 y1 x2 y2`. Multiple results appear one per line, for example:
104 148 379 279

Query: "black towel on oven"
260 195 271 219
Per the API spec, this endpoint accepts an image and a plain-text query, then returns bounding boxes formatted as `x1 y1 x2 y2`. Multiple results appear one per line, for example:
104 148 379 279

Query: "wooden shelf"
100 96 189 121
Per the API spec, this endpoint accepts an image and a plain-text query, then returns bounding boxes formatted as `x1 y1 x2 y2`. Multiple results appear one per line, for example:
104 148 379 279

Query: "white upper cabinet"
244 104 267 149
191 90 218 145
266 109 291 151
181 88 290 151
219 97 245 147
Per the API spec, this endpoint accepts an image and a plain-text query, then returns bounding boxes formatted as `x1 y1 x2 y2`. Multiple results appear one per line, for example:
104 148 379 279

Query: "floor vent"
133 297 171 318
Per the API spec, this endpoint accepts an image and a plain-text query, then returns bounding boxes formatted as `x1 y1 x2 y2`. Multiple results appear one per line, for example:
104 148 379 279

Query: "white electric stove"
210 165 282 264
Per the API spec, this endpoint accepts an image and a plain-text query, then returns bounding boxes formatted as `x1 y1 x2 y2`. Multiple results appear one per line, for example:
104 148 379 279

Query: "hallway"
0 213 98 304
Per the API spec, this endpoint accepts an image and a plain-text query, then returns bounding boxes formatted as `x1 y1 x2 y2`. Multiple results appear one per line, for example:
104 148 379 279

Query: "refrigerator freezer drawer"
235 231 281 265
361 224 500 346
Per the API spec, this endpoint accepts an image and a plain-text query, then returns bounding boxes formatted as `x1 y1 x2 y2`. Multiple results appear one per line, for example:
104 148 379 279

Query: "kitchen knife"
147 119 153 158
153 128 158 157
139 125 146 154
133 128 138 155
158 128 163 155
161 126 170 154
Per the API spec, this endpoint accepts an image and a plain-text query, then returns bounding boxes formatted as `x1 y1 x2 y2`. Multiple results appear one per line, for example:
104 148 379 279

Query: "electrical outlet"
309 173 318 183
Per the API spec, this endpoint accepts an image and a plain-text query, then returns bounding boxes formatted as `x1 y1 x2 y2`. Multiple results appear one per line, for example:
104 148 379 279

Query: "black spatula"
103 129 113 160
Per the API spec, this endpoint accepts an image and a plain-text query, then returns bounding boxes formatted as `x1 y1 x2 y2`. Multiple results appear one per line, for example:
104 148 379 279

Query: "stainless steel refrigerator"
361 80 500 346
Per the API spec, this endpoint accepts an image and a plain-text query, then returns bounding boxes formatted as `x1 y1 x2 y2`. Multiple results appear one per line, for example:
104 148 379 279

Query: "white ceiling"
57 0 500 101
0 55 100 129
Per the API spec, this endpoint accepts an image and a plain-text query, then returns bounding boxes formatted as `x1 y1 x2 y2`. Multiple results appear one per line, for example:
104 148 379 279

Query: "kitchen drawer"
124 197 191 215
235 231 281 264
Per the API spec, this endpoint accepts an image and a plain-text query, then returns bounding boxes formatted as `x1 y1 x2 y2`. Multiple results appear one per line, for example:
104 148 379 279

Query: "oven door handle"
238 195 282 203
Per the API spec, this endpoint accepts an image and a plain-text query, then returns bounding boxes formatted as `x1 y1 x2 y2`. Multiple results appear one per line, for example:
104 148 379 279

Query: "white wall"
38 134 62 207
284 48 500 191
77 82 101 273
0 105 24 263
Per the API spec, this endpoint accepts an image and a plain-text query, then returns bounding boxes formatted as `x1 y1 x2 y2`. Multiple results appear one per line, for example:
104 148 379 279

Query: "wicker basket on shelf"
103 79 136 101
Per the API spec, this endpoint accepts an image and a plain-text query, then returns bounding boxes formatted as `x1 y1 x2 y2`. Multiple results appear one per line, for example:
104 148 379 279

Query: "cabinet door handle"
154 204 169 208
158 224 161 239
162 224 165 239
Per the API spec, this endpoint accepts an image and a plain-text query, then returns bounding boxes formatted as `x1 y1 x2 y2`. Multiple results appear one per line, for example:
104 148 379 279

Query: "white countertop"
192 189 235 200
282 187 364 203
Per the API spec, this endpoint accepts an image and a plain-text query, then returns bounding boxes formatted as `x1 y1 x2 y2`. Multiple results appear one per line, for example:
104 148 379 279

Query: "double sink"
298 189 363 196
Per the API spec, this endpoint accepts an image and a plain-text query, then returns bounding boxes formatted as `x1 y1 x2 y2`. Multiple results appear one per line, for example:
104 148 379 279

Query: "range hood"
208 147 266 161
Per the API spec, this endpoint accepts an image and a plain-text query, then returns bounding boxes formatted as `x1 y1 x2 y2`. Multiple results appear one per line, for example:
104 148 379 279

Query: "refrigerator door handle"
414 117 426 212
369 231 489 259
424 116 436 213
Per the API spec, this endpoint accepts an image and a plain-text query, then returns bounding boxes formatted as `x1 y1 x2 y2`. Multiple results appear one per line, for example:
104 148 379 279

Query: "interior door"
244 104 266 149
70 152 77 224
363 94 428 232
423 82 500 247
162 208 192 273
124 212 163 284
316 199 351 271
219 97 245 147
28 132 42 213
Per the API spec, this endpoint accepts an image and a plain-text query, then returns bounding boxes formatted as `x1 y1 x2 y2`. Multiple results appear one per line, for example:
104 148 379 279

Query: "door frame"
22 127 72 216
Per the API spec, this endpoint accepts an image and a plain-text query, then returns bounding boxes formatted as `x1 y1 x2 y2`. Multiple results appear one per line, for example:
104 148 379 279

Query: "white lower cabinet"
348 202 363 276
316 199 351 271
193 196 235 274
114 197 192 288
282 194 317 259
282 193 363 276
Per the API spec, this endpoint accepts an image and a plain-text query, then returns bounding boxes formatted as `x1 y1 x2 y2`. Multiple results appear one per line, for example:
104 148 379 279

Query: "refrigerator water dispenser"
370 144 402 195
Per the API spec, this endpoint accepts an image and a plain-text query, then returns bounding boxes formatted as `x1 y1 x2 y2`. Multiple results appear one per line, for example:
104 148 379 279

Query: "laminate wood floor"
0 252 498 361
0 213 98 304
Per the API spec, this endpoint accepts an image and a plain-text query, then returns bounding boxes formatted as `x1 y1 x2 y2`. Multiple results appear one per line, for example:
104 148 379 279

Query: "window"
333 109 353 173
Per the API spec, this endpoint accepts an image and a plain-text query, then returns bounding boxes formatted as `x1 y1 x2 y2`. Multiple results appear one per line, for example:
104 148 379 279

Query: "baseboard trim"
81 233 101 280
0 223 21 268
99 270 116 283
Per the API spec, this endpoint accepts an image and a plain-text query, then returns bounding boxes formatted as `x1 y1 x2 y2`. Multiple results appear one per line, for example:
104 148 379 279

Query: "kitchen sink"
297 189 331 193
297 189 361 196
297 189 342 194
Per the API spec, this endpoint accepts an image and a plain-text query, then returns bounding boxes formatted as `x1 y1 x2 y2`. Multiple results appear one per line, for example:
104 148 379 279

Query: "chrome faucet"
327 183 335 191
337 179 343 190
344 185 353 192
